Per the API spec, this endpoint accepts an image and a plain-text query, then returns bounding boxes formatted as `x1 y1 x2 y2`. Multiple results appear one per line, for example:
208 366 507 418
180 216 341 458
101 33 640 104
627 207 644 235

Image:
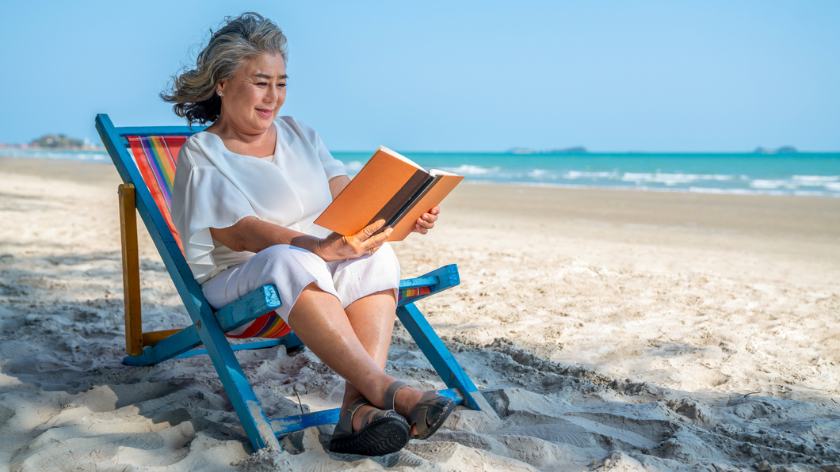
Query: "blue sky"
0 1 838 152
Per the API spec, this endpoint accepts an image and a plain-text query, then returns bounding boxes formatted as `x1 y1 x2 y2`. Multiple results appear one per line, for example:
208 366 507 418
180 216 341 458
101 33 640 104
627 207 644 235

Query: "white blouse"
170 116 347 284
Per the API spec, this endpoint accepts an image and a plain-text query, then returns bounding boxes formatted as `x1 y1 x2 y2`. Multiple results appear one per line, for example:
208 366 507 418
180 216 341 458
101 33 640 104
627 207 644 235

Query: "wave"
621 173 738 185
563 170 619 179
460 180 840 198
792 175 840 184
439 164 501 175
345 161 364 172
0 149 110 162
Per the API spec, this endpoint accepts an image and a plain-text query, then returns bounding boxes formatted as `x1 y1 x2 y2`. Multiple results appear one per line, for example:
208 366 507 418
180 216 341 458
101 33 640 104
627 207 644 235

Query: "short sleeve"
285 117 346 180
315 132 346 180
172 165 258 283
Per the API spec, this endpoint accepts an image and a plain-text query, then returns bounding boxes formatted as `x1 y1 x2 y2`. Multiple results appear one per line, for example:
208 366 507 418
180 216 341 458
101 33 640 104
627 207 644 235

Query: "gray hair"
161 12 288 125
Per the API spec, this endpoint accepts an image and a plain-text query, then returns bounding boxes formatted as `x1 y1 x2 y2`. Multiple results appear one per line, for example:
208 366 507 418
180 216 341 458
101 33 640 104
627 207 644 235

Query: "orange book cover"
314 146 464 241
387 173 463 241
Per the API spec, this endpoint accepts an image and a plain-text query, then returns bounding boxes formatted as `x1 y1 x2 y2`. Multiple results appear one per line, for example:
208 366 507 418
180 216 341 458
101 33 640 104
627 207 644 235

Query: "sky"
0 1 838 152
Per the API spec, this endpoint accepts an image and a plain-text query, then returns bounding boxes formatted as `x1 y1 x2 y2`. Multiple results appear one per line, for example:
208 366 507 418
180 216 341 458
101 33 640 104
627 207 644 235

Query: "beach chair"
94 114 488 452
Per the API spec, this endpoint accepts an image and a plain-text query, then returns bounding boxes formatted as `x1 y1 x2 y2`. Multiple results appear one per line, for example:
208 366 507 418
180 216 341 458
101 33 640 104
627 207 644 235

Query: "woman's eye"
256 82 268 86
278 83 287 88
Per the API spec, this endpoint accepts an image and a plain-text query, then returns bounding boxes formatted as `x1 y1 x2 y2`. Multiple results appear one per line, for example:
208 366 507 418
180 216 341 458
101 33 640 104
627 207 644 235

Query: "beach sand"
1 156 839 471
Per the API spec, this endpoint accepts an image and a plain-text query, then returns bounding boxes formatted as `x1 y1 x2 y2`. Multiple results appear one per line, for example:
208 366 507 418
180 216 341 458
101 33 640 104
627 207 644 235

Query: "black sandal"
328 398 410 456
384 380 456 440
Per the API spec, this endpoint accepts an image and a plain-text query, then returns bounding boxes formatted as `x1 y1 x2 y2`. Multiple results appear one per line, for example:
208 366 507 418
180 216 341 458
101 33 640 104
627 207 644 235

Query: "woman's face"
217 52 287 135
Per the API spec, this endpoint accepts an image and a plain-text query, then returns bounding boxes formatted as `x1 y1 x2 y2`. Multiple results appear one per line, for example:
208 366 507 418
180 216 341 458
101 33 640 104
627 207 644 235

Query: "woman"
162 13 452 456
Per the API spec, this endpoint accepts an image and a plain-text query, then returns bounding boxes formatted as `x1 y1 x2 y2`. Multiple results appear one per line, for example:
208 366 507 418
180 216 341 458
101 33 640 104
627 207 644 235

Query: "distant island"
753 146 798 154
507 146 588 154
0 133 103 150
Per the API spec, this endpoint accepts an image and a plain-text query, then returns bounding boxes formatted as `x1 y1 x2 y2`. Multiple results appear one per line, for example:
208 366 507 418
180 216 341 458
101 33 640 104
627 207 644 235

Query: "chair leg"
118 184 143 356
192 307 282 451
397 303 496 415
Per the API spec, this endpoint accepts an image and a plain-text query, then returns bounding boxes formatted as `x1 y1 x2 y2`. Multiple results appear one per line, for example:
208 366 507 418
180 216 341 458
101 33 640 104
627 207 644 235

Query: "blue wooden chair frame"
94 114 487 452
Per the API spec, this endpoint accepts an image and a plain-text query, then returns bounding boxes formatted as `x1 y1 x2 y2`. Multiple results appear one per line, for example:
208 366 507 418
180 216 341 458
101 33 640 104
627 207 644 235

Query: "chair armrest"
398 264 460 307
215 285 282 332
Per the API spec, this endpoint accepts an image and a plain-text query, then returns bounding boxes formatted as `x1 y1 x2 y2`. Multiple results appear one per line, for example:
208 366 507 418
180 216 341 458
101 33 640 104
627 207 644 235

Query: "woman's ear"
216 79 226 96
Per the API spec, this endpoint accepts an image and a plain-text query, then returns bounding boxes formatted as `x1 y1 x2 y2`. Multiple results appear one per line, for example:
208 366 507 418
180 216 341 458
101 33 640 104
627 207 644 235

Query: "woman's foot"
328 398 410 456
385 381 456 439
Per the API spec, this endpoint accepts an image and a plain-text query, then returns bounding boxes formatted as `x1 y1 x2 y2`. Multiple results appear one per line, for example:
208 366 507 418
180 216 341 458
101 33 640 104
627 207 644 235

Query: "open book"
314 146 464 241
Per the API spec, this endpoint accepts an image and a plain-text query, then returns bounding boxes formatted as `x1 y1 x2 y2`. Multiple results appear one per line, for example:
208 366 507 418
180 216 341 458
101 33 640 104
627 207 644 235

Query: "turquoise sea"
337 151 840 198
2 148 839 197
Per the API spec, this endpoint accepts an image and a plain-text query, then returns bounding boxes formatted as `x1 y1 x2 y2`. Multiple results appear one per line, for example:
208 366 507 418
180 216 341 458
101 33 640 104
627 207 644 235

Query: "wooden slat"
171 333 303 360
142 329 181 346
215 285 281 332
116 125 205 136
398 275 439 289
118 184 143 356
123 325 202 367
397 264 460 307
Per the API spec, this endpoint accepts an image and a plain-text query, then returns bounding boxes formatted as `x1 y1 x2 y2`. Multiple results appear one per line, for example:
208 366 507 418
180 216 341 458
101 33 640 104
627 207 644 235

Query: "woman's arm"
210 175 388 260
209 216 391 262
328 175 350 200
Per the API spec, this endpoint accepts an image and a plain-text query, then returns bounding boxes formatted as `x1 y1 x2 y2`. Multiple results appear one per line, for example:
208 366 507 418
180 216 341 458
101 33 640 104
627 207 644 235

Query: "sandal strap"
408 390 453 439
360 407 379 426
334 398 371 436
384 380 408 411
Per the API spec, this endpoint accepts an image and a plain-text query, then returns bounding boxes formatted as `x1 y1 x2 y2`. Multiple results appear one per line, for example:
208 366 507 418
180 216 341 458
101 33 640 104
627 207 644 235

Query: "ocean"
2 148 838 198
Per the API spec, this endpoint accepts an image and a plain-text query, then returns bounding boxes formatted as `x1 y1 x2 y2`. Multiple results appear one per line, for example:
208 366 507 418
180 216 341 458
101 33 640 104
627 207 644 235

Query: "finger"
430 205 440 215
366 227 392 248
416 217 435 229
414 223 428 235
360 219 386 240
420 212 438 224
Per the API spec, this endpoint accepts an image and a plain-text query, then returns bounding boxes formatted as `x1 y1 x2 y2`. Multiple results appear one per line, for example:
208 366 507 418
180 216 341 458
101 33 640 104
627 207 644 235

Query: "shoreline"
2 155 839 199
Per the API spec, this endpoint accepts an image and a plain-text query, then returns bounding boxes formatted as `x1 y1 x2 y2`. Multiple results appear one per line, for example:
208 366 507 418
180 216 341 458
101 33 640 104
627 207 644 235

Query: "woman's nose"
265 87 276 101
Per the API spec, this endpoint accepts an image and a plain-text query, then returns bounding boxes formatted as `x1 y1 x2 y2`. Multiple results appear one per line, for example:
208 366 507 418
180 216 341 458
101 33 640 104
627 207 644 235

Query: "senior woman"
162 13 452 456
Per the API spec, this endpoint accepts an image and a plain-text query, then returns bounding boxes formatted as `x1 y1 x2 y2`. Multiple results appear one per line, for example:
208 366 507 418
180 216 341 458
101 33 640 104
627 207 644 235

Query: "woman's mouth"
256 108 273 117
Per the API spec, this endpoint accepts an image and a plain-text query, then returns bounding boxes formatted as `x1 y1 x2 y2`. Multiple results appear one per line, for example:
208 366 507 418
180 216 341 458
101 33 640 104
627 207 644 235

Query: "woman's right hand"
316 220 392 262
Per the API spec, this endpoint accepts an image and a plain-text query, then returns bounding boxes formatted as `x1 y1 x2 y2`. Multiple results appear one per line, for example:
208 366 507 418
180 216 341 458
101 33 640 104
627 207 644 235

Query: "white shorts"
201 243 401 335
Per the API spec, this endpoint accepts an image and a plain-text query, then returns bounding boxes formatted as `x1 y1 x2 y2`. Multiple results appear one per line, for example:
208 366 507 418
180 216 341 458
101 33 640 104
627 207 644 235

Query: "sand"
1 156 839 471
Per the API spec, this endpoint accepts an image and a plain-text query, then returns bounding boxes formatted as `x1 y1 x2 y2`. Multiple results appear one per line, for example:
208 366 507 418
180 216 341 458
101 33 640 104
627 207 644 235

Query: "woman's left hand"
413 205 440 235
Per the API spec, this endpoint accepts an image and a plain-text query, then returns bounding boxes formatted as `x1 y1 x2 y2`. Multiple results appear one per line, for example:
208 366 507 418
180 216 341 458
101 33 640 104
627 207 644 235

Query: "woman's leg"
339 289 416 431
287 285 425 433
340 290 427 434
284 285 404 407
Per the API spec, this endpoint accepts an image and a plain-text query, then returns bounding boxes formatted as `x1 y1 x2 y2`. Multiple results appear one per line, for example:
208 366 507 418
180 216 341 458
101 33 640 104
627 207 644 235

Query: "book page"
377 146 425 171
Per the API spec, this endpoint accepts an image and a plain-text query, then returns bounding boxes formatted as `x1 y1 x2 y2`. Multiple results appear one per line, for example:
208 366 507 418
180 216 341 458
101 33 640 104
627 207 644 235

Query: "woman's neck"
205 115 277 157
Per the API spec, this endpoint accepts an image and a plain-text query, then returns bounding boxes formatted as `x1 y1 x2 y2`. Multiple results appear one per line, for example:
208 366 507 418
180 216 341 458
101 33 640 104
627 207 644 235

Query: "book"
314 146 464 241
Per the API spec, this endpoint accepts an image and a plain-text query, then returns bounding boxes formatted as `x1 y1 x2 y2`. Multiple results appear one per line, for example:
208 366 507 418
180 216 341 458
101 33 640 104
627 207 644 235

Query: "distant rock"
508 146 588 154
32 134 84 149
753 146 798 154
5 134 102 150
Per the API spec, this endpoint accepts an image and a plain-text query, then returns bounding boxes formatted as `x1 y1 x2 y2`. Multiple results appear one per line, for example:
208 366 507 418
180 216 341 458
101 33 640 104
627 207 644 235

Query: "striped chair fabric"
126 135 432 339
